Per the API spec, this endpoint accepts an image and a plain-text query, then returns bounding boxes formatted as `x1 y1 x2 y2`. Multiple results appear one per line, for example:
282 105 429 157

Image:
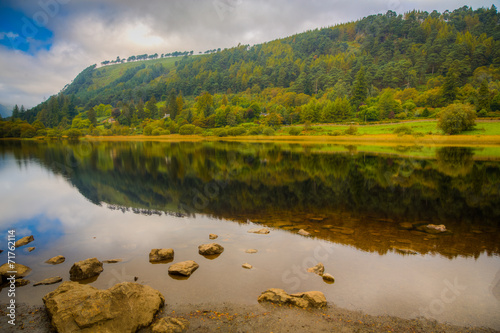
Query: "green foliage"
288 127 302 136
46 129 61 139
421 108 430 118
393 125 413 136
437 103 477 135
227 126 246 136
143 125 154 136
65 128 82 140
179 124 196 135
214 128 228 137
478 109 488 117
263 127 275 136
344 125 358 135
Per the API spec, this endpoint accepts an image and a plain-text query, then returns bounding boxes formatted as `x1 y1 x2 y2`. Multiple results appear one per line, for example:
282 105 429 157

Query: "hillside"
0 104 10 118
3 5 500 138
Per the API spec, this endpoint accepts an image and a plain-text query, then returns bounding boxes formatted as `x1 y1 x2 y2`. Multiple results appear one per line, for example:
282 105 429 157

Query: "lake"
1 140 499 330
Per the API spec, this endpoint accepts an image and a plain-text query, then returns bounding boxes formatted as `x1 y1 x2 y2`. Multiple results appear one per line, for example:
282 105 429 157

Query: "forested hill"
8 5 500 135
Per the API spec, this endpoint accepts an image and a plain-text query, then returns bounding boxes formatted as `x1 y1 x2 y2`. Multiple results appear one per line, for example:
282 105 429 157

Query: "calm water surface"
0 140 499 329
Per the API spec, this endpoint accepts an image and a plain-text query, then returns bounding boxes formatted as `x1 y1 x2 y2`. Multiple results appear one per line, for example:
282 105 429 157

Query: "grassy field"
277 120 500 136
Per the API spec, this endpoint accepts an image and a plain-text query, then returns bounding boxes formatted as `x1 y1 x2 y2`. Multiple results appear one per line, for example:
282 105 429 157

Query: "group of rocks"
0 228 331 332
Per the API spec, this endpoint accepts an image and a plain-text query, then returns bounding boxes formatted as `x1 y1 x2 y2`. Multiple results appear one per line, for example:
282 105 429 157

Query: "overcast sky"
0 0 496 110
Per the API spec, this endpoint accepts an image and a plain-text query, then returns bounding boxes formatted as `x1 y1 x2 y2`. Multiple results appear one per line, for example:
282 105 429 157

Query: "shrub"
393 125 413 136
65 128 82 140
91 128 102 136
328 130 343 136
344 125 358 135
421 108 430 118
160 129 171 135
247 127 262 135
143 125 154 136
437 103 476 135
194 126 203 135
263 127 275 136
228 126 246 136
478 109 488 117
179 124 196 135
289 127 302 136
152 128 161 136
46 129 61 139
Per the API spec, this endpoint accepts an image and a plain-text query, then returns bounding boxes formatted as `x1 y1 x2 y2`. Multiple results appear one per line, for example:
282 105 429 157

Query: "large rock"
247 228 270 234
43 281 164 333
168 261 199 276
307 263 325 276
0 263 31 281
15 235 34 248
150 249 174 262
46 255 65 265
151 317 189 333
34 276 62 286
198 243 224 255
258 288 326 308
69 258 103 281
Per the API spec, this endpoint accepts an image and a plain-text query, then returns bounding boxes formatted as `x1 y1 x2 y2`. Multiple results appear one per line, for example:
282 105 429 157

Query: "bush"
65 128 82 140
228 126 246 136
344 125 358 135
46 129 61 139
152 128 161 136
194 126 203 135
160 129 171 135
478 109 488 117
179 124 196 135
91 128 102 136
421 108 430 118
143 125 154 136
437 103 476 135
328 130 343 136
247 127 262 135
214 128 228 137
289 127 302 136
393 125 413 136
263 127 275 136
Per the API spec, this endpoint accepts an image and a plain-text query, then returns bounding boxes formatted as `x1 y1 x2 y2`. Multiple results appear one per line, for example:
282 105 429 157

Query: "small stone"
209 234 218 239
322 273 335 282
242 263 253 269
247 228 270 234
307 263 325 276
134 276 139 281
245 249 258 254
149 249 174 262
151 317 189 333
198 243 224 255
15 235 34 248
69 258 103 281
46 255 65 265
103 259 123 263
34 276 63 286
298 229 310 236
168 260 199 276
15 279 30 286
28 247 36 252
392 246 418 255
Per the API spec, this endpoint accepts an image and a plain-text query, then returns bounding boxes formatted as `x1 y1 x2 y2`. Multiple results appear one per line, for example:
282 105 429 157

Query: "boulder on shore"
15 235 34 248
0 263 31 281
307 263 325 276
168 260 199 276
46 255 65 265
198 243 224 256
43 281 164 333
258 288 326 308
149 249 175 262
69 258 103 281
34 276 62 286
151 317 189 333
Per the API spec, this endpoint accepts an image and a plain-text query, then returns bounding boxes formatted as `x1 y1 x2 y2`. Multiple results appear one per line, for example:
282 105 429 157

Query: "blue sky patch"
0 5 53 54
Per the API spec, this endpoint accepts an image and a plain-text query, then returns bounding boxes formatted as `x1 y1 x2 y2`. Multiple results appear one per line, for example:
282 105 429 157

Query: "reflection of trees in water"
436 147 474 177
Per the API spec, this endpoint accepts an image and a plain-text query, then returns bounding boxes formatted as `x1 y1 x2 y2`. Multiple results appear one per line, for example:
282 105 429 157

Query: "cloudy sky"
0 0 496 111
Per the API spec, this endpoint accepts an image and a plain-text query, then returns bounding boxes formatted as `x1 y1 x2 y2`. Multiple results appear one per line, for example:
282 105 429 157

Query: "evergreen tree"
11 105 20 121
442 64 459 104
351 67 368 110
87 107 97 126
477 79 490 111
167 90 178 120
145 96 158 119
137 99 145 120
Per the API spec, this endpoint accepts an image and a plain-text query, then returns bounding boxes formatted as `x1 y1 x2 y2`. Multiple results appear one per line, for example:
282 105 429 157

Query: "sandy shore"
1 302 497 333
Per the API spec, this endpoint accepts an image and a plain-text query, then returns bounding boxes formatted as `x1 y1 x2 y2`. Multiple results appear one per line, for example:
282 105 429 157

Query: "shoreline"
1 301 497 332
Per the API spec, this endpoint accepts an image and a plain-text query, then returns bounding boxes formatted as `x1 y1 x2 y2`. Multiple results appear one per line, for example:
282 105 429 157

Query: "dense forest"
2 5 500 138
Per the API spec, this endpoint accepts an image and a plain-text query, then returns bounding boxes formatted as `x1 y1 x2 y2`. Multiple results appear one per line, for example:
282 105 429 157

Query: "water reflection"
1 140 499 260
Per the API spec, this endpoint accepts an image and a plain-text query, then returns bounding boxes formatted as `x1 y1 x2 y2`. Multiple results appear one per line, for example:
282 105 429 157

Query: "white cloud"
0 32 19 40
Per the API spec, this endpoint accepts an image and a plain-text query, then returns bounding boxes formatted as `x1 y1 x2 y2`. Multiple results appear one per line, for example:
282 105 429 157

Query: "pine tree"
351 67 368 110
87 107 97 126
442 64 459 105
12 105 20 121
477 79 490 111
167 90 178 120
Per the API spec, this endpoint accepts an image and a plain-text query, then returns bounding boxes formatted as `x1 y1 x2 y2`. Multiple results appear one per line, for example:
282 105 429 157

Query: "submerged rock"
245 249 258 254
168 260 199 276
46 255 65 265
298 229 310 236
307 263 325 276
426 224 447 233
322 273 335 282
0 263 31 281
152 317 189 333
15 235 34 248
15 278 30 286
43 281 164 333
150 249 175 262
198 243 224 255
103 259 122 264
399 222 414 230
34 276 62 286
28 247 36 252
247 228 270 234
392 246 418 255
242 263 253 269
69 257 103 281
258 288 326 308
209 234 218 240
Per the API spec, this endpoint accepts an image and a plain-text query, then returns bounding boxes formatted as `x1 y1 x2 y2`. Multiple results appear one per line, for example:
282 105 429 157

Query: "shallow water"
0 140 499 329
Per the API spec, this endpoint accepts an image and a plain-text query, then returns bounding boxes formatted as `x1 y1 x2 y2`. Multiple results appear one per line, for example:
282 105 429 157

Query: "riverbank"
1 302 497 333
